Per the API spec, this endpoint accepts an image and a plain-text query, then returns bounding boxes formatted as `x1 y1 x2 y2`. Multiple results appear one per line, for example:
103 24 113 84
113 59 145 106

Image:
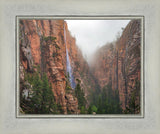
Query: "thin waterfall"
64 24 76 89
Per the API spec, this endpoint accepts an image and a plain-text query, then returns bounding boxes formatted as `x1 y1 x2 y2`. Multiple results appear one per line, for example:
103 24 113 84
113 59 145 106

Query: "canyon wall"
19 20 97 113
20 20 80 114
91 20 141 111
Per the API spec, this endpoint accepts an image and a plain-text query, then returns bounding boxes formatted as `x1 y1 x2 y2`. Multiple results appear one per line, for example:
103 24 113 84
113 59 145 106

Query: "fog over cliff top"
66 20 130 61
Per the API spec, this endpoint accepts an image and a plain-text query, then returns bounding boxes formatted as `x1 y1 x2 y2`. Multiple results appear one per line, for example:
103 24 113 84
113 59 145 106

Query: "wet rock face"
19 20 79 114
91 20 141 110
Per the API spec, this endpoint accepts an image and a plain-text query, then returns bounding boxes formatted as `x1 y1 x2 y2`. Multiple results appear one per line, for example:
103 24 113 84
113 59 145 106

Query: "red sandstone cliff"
91 20 141 111
19 20 80 114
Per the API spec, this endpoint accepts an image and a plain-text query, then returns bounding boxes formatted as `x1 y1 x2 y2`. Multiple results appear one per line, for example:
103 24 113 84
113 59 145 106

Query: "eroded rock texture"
91 20 141 110
19 20 80 114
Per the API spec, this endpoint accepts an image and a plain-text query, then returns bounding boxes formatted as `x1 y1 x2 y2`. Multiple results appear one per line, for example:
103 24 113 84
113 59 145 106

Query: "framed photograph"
0 0 160 134
16 16 144 118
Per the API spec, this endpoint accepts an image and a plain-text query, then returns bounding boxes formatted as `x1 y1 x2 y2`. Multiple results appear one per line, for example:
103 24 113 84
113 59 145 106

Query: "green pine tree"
124 79 140 114
124 91 140 114
21 71 63 114
75 79 86 111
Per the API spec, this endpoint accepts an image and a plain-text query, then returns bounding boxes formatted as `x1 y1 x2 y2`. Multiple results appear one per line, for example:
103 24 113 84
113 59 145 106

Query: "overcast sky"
66 20 130 61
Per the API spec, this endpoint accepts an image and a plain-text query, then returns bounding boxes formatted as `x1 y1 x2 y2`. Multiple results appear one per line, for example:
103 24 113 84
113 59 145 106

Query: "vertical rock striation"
91 20 141 111
19 20 80 114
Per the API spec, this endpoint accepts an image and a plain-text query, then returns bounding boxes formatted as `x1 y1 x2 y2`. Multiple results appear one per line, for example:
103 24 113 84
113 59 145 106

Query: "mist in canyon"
66 20 130 63
19 19 141 115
